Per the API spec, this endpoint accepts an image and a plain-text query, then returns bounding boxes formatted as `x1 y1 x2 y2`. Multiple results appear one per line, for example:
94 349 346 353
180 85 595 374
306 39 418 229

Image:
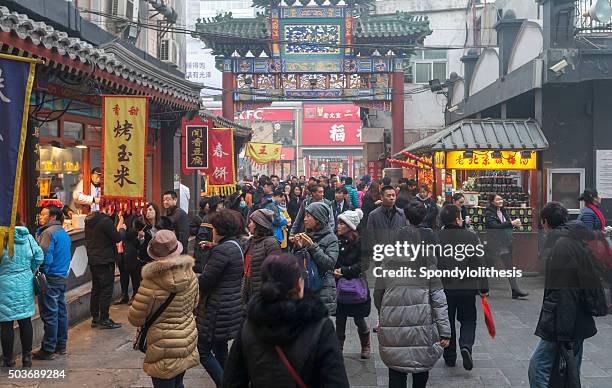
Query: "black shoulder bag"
28 238 47 295
133 293 176 353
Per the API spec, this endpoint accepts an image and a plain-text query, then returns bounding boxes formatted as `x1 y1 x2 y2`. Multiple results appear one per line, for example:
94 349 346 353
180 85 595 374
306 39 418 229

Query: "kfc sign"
303 104 360 122
210 108 293 122
301 121 362 146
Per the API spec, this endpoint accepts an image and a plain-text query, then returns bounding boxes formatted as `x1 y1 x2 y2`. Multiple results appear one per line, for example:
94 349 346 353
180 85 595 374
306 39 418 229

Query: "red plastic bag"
481 296 496 339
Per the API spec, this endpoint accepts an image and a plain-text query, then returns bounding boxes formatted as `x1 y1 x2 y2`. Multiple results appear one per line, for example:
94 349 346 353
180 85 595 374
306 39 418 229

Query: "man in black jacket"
437 204 488 371
415 185 439 229
162 190 189 254
331 187 353 233
84 211 125 329
528 202 598 387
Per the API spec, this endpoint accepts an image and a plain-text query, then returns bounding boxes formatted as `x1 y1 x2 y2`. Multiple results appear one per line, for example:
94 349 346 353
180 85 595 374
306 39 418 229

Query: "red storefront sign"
210 108 294 121
303 104 360 122
281 147 295 161
301 121 362 146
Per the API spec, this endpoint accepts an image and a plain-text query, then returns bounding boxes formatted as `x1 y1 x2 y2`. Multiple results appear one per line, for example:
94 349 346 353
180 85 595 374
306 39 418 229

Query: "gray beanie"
338 208 364 231
250 209 274 232
306 202 330 225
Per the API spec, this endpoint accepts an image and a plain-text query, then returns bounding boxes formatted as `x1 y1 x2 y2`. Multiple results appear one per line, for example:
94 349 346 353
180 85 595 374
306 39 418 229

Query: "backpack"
294 248 324 293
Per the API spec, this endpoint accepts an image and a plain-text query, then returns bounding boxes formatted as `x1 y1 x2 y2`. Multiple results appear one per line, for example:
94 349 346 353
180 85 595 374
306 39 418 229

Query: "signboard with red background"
302 104 362 146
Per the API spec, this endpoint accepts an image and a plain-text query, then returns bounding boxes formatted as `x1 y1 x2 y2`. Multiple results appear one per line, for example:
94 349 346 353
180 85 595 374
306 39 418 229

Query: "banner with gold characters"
181 115 210 174
205 127 235 196
102 96 148 203
245 142 282 165
0 54 40 256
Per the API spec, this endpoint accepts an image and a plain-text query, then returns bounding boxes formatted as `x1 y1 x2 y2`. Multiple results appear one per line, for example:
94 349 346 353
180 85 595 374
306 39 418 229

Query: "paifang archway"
194 0 431 156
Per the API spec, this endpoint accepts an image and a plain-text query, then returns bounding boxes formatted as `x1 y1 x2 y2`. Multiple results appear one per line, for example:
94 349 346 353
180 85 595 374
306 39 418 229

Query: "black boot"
1 356 15 368
22 352 32 368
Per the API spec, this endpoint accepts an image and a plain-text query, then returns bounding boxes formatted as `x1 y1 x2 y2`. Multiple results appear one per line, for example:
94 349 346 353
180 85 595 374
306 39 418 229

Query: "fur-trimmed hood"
141 255 195 293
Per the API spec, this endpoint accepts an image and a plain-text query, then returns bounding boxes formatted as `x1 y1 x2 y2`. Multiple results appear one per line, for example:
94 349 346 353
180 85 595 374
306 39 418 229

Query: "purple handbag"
337 277 368 304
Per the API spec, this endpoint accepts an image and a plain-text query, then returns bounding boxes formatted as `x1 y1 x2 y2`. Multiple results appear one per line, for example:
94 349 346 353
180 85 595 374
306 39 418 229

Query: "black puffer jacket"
535 221 598 342
437 224 488 295
84 212 123 266
335 236 371 318
193 212 215 273
196 237 245 342
223 296 349 388
243 236 281 303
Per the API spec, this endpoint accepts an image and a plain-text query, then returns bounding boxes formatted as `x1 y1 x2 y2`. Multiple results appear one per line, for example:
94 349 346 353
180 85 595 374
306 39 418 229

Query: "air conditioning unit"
159 39 179 67
111 0 134 18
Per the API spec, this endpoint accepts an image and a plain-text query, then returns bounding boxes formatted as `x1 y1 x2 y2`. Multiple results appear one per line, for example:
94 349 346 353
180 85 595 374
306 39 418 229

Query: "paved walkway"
1 276 612 387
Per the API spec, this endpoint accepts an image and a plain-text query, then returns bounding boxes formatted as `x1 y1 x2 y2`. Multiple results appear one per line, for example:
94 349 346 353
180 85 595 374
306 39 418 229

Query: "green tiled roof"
194 11 431 56
194 13 269 40
355 12 431 39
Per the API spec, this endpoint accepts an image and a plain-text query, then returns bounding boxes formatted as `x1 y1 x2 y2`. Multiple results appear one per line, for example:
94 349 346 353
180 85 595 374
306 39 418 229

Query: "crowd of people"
0 172 610 388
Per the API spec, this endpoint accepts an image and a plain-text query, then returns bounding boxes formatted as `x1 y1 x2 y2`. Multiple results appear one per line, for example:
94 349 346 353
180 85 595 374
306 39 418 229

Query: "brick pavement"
1 276 612 387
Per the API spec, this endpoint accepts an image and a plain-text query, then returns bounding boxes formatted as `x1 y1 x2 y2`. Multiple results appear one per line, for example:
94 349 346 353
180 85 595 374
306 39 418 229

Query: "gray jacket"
374 256 451 374
303 226 339 315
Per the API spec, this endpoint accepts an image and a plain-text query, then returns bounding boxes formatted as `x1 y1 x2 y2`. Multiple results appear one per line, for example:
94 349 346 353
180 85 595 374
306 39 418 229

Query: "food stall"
394 119 549 273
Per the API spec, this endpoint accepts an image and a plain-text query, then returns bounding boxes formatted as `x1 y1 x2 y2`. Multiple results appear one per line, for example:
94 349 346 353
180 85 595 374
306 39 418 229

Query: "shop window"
86 125 102 142
547 168 585 214
39 121 59 138
39 145 83 208
90 148 101 170
63 121 84 140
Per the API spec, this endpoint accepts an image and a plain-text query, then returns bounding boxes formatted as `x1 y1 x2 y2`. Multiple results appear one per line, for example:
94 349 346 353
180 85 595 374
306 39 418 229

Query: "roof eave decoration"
200 109 252 140
0 6 201 108
193 10 431 57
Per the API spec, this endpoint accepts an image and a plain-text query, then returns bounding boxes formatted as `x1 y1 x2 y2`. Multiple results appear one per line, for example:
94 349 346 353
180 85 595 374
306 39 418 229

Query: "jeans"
38 281 68 353
0 319 33 358
198 337 228 387
388 369 429 388
528 339 584 388
444 292 477 362
336 315 369 339
151 371 185 388
90 263 115 321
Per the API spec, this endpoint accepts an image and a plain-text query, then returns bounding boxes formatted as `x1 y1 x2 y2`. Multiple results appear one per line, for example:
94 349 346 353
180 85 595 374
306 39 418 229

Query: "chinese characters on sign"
445 151 537 170
205 128 236 196
183 124 209 171
245 142 282 165
102 96 147 200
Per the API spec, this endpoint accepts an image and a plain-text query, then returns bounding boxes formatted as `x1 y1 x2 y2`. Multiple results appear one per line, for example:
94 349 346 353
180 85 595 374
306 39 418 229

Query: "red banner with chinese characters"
181 115 211 174
102 96 147 208
303 104 360 122
301 121 362 146
205 127 235 196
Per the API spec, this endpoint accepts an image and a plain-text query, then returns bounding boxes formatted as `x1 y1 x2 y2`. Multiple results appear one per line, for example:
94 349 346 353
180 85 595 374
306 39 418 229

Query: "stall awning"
396 119 549 156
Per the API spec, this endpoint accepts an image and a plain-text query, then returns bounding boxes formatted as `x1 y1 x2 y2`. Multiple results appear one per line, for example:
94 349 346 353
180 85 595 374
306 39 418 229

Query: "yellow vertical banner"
102 96 148 200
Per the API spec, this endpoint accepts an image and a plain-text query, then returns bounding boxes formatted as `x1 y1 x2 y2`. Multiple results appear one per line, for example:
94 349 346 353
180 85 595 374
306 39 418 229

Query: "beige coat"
128 255 199 379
